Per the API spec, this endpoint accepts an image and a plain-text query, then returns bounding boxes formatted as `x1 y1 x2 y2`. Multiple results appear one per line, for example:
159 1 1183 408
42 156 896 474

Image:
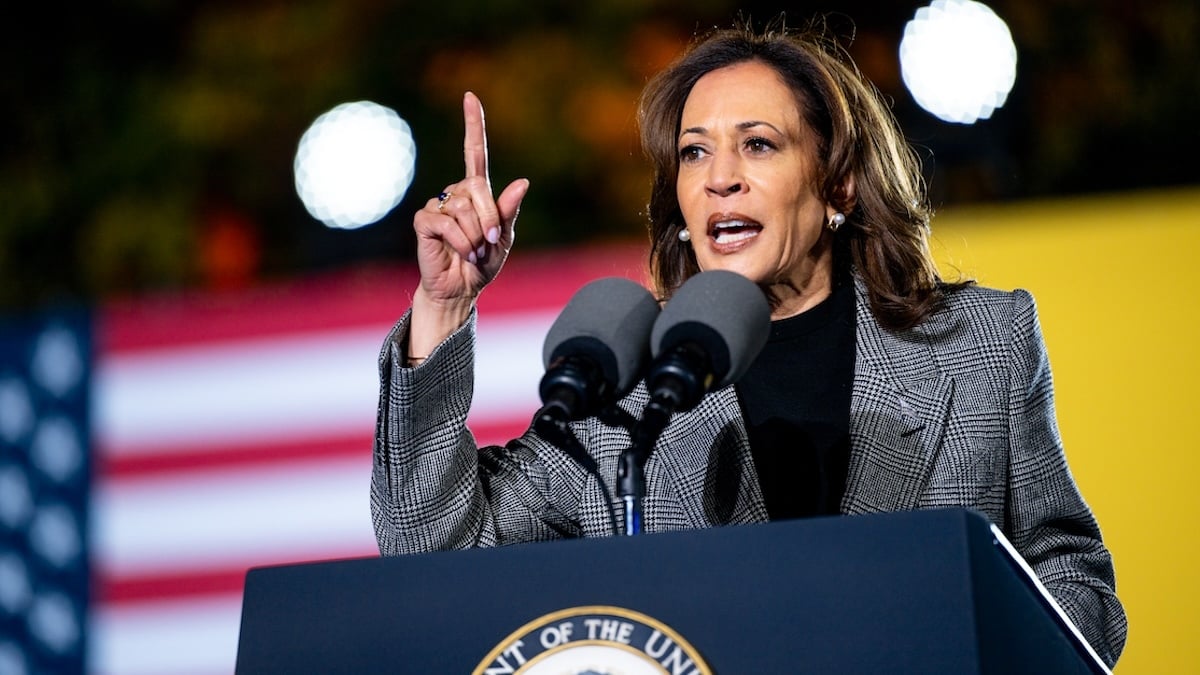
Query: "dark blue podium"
235 508 1108 674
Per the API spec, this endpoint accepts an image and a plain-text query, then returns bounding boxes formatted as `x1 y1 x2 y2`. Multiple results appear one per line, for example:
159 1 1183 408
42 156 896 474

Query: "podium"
235 508 1108 673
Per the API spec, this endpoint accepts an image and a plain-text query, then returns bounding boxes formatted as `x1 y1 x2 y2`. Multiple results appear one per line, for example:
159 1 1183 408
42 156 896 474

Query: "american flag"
83 243 647 674
1 308 91 674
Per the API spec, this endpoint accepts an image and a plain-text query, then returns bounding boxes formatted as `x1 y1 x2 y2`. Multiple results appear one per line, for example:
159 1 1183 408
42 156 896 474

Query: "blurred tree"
1004 0 1200 194
0 0 1196 311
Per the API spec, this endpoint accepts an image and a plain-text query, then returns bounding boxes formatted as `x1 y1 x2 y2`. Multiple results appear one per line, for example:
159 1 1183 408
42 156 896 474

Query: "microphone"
536 277 660 428
645 269 771 412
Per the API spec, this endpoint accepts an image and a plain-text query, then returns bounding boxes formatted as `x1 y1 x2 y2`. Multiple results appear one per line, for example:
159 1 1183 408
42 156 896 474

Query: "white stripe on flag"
94 312 555 456
90 593 244 675
93 457 377 578
94 327 386 454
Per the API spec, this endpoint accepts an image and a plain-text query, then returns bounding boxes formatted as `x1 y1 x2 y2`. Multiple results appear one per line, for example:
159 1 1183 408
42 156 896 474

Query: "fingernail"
467 250 477 264
476 244 487 260
486 227 500 244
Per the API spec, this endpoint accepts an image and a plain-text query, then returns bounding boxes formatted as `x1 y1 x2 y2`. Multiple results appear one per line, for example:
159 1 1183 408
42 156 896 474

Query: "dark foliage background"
2 0 1196 309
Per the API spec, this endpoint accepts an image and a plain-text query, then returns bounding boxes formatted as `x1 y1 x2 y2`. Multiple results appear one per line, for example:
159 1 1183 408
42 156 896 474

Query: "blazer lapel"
649 385 770 528
842 282 955 515
647 278 955 523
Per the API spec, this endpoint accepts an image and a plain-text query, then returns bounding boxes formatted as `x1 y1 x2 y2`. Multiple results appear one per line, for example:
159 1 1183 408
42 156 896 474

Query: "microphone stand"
617 349 701 535
617 395 673 535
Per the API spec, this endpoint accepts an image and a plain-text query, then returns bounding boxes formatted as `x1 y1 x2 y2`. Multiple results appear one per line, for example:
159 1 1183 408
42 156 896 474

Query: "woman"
371 24 1126 665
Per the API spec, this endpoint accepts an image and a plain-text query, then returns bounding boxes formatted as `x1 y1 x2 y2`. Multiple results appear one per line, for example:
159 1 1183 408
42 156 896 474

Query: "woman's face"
675 60 837 316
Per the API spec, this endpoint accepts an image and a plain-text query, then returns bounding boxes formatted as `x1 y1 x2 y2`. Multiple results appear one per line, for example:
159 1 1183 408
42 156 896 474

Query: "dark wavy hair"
637 20 969 331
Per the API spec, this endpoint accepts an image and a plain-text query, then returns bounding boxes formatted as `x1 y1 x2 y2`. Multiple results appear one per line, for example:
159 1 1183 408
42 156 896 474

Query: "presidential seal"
473 605 712 675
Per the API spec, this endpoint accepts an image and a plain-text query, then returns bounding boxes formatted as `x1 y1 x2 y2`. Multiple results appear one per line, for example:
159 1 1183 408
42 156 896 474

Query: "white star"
32 326 84 398
0 378 33 444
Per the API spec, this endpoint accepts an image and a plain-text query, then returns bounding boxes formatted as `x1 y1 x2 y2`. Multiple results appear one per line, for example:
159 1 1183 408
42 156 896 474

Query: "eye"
745 136 777 154
678 144 705 163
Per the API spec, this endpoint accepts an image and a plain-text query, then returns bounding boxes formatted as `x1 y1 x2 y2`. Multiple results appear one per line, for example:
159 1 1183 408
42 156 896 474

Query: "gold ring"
437 191 452 211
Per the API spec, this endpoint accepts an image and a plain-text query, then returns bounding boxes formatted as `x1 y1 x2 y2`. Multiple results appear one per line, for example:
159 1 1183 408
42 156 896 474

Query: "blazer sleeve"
1004 289 1128 666
370 308 588 556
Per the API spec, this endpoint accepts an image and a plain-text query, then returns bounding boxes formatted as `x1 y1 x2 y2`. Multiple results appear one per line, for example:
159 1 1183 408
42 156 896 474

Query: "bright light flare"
900 0 1018 124
294 101 416 230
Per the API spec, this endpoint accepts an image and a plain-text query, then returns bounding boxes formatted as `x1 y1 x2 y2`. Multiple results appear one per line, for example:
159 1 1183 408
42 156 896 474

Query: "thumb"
494 178 530 242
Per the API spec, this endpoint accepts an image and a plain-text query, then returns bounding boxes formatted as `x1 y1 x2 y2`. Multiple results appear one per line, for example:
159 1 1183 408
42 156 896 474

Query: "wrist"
409 287 475 358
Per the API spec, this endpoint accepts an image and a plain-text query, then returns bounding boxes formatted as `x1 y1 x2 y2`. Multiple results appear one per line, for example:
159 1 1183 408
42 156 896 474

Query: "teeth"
714 229 758 243
710 219 760 243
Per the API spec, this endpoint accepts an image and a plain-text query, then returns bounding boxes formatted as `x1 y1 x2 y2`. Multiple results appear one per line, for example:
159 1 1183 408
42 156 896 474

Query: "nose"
704 150 744 198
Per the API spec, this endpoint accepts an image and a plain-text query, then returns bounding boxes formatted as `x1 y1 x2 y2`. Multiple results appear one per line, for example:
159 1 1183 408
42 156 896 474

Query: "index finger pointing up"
463 91 489 181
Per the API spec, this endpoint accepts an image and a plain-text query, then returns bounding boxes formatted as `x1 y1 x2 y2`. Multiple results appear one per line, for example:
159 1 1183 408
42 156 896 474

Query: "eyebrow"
679 120 785 139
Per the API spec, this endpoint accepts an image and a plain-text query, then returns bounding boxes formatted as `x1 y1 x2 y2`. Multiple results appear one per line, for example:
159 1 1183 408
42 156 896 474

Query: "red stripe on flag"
476 243 650 314
95 433 376 480
95 552 379 604
97 266 418 354
97 244 647 354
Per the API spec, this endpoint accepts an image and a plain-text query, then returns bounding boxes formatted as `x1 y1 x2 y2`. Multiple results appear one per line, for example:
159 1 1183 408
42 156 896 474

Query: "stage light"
294 101 416 230
899 0 1017 124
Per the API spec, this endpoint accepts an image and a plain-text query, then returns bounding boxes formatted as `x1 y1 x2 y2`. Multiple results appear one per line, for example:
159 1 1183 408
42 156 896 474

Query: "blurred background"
1 0 1197 673
4 0 1199 307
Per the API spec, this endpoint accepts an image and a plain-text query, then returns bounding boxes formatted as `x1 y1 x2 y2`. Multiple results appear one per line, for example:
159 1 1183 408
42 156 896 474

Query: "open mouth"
708 217 763 244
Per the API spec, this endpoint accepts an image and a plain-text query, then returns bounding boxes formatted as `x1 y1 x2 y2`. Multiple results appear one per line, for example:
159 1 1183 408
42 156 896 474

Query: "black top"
735 279 856 520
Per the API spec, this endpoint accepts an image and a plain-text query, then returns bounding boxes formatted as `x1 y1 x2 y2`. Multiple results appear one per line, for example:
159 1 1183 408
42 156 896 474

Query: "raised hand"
409 92 529 359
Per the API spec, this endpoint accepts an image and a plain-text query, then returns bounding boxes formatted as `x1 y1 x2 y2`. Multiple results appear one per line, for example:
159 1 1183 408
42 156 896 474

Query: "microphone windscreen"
542 277 660 394
650 270 770 388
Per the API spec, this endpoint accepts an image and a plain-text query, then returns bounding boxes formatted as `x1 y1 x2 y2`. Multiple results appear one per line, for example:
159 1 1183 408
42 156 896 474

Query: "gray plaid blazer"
371 280 1127 665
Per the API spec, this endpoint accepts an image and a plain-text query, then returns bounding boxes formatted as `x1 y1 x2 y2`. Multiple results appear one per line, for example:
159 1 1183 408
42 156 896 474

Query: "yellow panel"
930 187 1200 673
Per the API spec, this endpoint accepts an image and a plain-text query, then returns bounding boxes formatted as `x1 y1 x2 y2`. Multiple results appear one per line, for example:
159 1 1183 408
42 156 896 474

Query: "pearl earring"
678 228 691 242
826 212 846 232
